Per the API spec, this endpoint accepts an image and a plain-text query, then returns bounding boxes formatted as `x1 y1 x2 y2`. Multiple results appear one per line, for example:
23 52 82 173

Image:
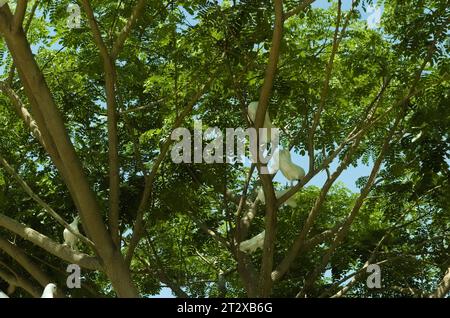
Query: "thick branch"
0 266 40 298
13 0 27 32
0 213 101 270
0 237 52 288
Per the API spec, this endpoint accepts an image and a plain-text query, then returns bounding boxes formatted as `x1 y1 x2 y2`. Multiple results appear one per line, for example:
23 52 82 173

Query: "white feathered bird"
41 283 57 298
279 149 305 183
247 101 279 144
63 216 80 251
268 147 280 174
257 187 297 208
239 230 265 254
0 289 9 298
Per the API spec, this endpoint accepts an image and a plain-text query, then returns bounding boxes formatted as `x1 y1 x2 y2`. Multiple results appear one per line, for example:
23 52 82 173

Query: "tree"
0 0 448 298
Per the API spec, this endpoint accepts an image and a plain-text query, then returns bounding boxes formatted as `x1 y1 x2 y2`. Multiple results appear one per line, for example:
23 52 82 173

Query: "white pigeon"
279 149 305 183
239 230 265 254
0 289 9 298
63 216 80 251
41 283 57 298
257 187 297 208
247 101 279 144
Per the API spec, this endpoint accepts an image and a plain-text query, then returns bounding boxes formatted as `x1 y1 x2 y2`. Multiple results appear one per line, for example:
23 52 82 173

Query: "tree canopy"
0 0 449 298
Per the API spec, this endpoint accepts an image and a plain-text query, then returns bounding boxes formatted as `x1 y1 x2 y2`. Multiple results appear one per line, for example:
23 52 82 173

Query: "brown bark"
255 0 284 297
0 266 40 298
80 0 121 248
0 237 52 288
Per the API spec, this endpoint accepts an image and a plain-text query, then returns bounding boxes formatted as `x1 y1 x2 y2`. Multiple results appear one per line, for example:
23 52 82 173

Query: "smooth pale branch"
239 230 265 254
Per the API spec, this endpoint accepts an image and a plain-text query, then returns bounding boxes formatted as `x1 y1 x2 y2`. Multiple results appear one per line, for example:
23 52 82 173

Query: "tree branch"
0 237 52 289
0 154 95 249
257 0 284 298
80 0 121 247
272 77 393 282
296 111 403 297
125 77 214 267
1 1 139 296
0 264 40 298
111 0 147 59
284 0 316 20
0 81 43 145
0 213 101 271
430 266 450 298
13 0 27 32
307 0 354 172
186 212 230 249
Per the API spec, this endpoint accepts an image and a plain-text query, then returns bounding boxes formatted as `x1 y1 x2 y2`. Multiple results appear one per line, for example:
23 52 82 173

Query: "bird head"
42 283 57 298
49 284 57 294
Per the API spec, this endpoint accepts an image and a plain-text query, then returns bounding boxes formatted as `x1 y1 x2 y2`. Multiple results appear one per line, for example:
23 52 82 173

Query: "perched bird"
239 230 265 254
257 187 297 208
63 216 80 251
41 283 57 298
279 149 305 184
247 101 279 144
268 147 281 174
0 289 9 298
